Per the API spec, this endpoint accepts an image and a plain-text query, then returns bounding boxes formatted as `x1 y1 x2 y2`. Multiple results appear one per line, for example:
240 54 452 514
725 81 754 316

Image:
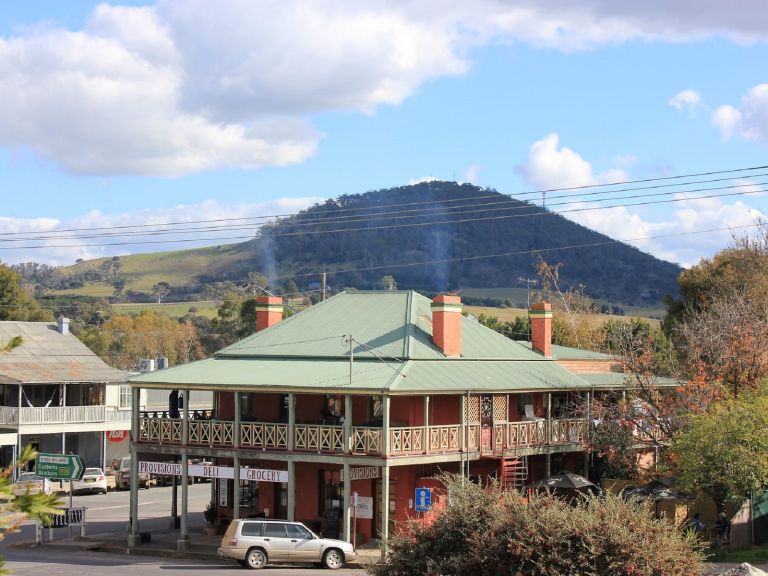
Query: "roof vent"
57 317 70 335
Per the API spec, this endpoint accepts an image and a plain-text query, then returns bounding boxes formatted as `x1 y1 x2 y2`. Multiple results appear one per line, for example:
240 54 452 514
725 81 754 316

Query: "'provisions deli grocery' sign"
139 461 287 483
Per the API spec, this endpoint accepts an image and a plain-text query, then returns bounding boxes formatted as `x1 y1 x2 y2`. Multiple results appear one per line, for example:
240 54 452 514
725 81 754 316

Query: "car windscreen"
84 468 102 475
240 522 263 536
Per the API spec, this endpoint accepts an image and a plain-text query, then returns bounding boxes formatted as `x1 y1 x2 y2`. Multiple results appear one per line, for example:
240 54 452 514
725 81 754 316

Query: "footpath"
13 526 768 574
14 526 382 568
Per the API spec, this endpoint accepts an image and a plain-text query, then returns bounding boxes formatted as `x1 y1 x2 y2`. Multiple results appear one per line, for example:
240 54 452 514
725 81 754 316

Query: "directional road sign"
35 453 84 481
415 487 432 512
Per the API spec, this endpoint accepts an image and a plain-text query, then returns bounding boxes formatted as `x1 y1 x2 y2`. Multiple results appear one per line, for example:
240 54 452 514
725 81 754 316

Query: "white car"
71 467 108 495
219 519 356 569
13 472 53 496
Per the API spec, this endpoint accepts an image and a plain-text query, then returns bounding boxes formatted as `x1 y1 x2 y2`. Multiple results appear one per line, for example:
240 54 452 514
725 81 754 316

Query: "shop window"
239 479 258 509
319 469 342 512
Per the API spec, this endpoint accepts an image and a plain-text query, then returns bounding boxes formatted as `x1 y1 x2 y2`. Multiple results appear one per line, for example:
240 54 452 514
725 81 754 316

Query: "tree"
379 275 397 291
82 311 204 370
0 264 52 322
676 288 768 398
664 220 768 332
152 282 171 304
0 446 63 572
370 474 704 576
674 390 768 513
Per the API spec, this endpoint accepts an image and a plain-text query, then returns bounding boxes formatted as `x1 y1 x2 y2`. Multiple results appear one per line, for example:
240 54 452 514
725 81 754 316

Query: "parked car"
71 467 108 495
13 472 53 496
115 456 150 490
218 519 356 570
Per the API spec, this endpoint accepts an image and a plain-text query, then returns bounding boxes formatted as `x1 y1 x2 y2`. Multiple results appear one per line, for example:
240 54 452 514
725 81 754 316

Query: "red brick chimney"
431 294 462 357
255 296 284 331
530 301 553 357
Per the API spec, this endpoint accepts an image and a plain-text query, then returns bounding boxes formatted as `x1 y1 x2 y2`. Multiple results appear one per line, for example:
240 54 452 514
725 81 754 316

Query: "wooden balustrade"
137 414 593 455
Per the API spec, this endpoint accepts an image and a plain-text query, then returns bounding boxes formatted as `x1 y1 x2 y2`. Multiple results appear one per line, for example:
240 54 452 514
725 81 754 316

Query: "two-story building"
0 318 132 471
128 290 627 550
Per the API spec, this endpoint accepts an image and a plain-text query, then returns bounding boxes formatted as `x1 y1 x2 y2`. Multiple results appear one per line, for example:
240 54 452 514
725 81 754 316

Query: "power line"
0 182 764 249
3 221 762 308
1 164 766 239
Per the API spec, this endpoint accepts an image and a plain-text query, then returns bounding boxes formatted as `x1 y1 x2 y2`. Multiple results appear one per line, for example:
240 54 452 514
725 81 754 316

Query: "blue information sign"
415 487 432 512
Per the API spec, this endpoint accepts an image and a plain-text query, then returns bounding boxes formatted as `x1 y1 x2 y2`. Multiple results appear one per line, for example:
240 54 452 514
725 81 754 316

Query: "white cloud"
462 165 481 184
2 1 768 176
517 135 767 265
712 84 768 142
668 89 702 114
517 133 628 190
408 176 440 185
0 198 323 265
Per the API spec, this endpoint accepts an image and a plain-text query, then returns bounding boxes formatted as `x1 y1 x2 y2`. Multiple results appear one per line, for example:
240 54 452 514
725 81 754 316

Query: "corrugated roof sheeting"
0 321 128 384
392 360 591 393
519 341 613 360
578 372 679 389
131 357 401 391
217 291 545 361
131 356 592 394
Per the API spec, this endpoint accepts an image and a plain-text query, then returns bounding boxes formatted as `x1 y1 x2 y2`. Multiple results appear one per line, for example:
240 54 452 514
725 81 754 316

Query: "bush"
369 474 704 576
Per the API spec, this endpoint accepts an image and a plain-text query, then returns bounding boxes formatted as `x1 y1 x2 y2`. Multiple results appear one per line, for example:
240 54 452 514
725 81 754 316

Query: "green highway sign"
35 453 84 481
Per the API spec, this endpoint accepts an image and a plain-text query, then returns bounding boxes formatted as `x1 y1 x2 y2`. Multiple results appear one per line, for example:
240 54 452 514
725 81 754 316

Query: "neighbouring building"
127 291 666 550
0 319 132 471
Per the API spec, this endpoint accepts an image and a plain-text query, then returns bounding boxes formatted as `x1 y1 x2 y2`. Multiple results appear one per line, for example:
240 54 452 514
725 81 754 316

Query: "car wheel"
245 548 267 570
323 549 344 570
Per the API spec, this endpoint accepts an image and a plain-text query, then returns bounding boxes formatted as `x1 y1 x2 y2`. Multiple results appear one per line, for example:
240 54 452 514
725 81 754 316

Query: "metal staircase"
500 456 528 490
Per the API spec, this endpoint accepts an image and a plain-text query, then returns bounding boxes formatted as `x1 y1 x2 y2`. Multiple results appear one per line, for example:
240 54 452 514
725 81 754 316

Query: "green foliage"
0 445 64 573
370 474 704 576
674 390 768 511
589 420 640 482
0 264 52 322
1 337 22 354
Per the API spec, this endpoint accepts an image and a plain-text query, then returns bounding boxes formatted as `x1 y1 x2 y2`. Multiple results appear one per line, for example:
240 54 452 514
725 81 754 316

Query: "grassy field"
110 301 220 319
54 243 250 295
465 305 662 329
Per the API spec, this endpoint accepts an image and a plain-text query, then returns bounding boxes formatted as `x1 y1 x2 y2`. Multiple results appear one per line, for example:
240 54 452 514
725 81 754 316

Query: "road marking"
86 501 160 510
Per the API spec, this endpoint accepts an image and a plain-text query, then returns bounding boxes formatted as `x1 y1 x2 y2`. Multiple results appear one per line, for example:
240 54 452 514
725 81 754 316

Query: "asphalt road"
1 484 366 575
2 547 365 575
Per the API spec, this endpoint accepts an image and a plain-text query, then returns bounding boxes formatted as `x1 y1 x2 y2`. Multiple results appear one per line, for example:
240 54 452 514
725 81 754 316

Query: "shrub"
369 474 704 576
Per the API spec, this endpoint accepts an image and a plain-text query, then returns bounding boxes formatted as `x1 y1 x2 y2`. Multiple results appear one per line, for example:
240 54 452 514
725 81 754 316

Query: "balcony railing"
0 405 132 426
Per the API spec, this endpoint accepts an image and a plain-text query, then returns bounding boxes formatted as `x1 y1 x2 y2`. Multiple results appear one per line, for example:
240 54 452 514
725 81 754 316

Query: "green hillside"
19 182 681 309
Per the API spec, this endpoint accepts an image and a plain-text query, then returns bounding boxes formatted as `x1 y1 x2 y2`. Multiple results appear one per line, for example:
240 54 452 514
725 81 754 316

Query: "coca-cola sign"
106 430 129 443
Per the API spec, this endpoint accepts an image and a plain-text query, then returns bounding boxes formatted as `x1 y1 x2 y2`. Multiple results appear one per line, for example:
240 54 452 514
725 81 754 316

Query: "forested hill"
252 181 681 306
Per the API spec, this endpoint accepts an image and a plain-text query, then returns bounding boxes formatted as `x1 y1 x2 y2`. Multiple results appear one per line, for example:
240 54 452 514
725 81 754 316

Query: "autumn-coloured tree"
80 311 204 370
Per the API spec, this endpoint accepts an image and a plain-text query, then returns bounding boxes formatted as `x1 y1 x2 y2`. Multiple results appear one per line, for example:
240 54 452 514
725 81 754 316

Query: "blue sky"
1 1 767 267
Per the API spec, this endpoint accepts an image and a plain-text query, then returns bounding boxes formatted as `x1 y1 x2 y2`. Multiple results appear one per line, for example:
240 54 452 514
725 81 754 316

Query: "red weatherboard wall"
217 392 234 419
296 394 325 423
430 395 460 425
249 393 281 421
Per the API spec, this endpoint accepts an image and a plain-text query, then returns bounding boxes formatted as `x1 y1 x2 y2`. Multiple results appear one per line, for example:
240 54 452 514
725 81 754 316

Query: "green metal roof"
219 290 540 361
131 291 594 394
518 341 613 360
130 357 590 394
577 372 679 389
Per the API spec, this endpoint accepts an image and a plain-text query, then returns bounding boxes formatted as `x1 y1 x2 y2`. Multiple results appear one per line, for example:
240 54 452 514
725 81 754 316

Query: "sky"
1 1 767 269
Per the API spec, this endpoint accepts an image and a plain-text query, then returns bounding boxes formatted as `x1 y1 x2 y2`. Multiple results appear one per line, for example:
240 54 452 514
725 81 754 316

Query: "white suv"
218 519 356 570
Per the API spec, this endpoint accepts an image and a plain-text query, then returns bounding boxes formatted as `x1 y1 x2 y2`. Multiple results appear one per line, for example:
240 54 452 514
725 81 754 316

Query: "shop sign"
106 430 129 443
138 461 287 483
345 466 380 481
354 495 374 519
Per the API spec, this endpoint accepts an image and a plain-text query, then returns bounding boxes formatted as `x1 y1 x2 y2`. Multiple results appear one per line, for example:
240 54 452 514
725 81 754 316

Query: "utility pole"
518 277 538 342
321 272 327 302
